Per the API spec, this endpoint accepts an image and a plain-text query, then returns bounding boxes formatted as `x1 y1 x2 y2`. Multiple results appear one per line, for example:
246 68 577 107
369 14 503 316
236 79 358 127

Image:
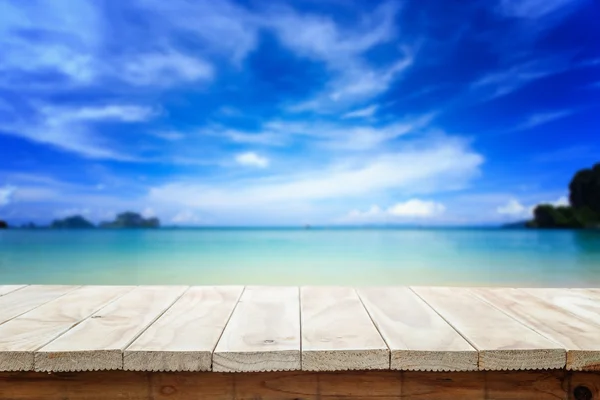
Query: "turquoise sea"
1 228 599 287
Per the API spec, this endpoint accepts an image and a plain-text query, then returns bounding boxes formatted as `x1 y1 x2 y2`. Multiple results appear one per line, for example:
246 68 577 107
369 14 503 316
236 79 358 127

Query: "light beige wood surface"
301 286 389 371
0 286 78 325
0 286 133 371
35 286 187 372
124 286 243 372
523 288 600 322
0 285 27 297
358 287 477 371
471 288 600 371
213 286 301 372
411 287 566 371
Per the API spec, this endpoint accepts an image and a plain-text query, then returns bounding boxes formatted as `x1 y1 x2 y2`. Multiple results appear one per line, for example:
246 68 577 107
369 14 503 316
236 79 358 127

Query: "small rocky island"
47 212 160 229
99 212 160 229
0 220 7 229
50 215 95 229
527 162 600 229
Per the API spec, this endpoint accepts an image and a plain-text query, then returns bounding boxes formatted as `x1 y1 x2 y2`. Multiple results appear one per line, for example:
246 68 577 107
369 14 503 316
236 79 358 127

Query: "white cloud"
135 0 258 64
148 139 483 212
347 205 384 220
55 208 91 217
47 105 157 123
342 105 379 119
122 51 213 86
207 113 435 151
171 210 202 224
552 196 569 206
142 207 156 218
266 1 412 112
497 199 527 216
0 0 101 85
0 104 157 160
497 196 569 218
235 152 270 168
344 199 445 222
0 185 16 206
471 59 570 100
388 199 446 218
516 110 574 130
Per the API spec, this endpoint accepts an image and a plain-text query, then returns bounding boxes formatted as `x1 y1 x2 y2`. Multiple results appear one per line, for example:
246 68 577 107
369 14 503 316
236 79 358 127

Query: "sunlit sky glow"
0 0 599 226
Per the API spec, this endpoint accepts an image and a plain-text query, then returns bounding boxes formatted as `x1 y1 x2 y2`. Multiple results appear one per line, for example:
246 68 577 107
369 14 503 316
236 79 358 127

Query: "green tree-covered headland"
528 162 600 229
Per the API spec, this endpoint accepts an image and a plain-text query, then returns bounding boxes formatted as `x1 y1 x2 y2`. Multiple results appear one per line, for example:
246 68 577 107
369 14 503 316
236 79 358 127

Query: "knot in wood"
574 385 593 400
263 339 275 344
160 385 177 395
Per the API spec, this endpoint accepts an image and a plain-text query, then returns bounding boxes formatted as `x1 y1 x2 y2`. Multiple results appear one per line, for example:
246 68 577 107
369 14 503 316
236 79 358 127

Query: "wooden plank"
485 370 567 400
0 285 78 325
0 285 27 297
471 288 600 371
357 287 477 371
34 285 187 372
301 286 389 372
0 370 574 400
523 288 600 322
401 371 484 399
0 371 150 400
411 287 565 371
124 286 243 372
213 286 300 373
0 286 133 372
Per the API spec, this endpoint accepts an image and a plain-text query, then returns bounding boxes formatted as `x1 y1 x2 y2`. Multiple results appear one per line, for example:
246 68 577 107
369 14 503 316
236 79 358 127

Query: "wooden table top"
0 285 599 373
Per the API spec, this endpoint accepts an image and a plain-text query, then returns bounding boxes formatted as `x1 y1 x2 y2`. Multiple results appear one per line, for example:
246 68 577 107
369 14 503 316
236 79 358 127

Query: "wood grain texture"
411 287 566 371
124 286 243 372
358 287 477 372
523 288 600 323
569 372 600 400
0 285 78 325
0 370 575 400
35 286 188 372
301 286 389 372
213 286 301 373
0 285 27 297
0 286 133 372
471 288 600 372
485 370 567 400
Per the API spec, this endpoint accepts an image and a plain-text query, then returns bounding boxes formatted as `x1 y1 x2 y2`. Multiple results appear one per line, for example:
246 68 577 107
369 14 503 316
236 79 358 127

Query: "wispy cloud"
121 51 213 86
150 131 186 141
0 104 156 160
515 109 574 130
148 138 483 213
342 105 379 119
497 0 581 19
266 1 413 112
471 59 570 100
204 113 436 151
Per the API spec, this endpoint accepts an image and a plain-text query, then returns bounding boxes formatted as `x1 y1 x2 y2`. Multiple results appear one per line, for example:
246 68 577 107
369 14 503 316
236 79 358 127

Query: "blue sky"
0 0 599 226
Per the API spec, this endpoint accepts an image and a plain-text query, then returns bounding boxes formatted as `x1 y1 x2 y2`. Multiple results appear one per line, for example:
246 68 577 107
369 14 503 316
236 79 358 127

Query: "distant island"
51 215 95 229
36 211 160 229
99 212 160 229
527 162 600 229
0 220 7 229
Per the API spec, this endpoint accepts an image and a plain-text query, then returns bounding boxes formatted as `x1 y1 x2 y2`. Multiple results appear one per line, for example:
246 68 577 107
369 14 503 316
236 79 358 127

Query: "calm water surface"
1 228 599 286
